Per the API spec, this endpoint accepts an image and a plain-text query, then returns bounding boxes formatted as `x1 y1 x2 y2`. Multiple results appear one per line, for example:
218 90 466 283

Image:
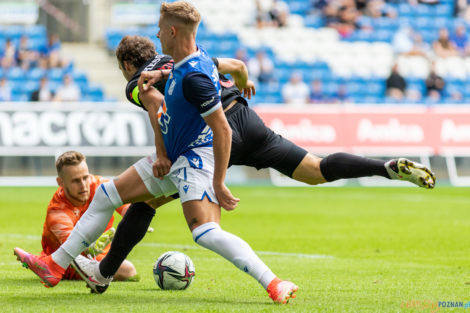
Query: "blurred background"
0 0 469 186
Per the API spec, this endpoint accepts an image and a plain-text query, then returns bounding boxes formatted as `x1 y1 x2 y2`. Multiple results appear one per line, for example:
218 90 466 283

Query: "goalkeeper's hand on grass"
85 227 115 257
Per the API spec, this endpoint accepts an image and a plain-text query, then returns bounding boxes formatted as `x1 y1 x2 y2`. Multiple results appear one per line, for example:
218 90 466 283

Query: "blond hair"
55 151 85 176
160 1 201 28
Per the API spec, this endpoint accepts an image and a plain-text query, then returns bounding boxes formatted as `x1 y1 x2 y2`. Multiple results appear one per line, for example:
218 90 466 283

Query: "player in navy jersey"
149 1 299 303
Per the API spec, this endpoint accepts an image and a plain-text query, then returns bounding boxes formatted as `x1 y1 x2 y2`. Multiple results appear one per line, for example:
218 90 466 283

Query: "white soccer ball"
153 251 195 290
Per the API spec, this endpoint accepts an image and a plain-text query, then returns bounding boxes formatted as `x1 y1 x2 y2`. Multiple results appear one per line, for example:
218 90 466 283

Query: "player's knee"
113 260 137 281
146 196 173 210
292 154 325 185
191 222 220 243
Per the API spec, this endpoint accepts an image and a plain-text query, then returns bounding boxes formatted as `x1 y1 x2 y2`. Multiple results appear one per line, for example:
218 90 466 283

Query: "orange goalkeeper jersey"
41 175 128 258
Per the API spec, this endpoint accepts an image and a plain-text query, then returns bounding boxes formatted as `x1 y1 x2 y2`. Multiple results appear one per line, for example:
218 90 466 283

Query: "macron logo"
189 61 198 67
191 158 200 168
201 97 214 107
183 185 189 193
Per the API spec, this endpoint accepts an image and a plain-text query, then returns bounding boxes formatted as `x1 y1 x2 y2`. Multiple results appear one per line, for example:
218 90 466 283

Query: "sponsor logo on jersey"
168 79 176 96
188 126 213 148
144 55 164 71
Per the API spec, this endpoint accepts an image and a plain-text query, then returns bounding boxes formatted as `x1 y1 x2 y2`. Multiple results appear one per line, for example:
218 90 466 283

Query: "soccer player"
29 151 137 281
14 1 299 304
70 33 437 295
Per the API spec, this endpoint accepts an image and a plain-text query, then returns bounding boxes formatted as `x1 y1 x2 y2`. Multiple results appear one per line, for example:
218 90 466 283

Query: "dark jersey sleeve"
125 55 174 111
212 57 219 68
182 72 221 117
125 78 145 110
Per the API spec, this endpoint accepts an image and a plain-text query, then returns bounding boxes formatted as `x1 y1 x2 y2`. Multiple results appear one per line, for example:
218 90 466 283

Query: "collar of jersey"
174 48 201 69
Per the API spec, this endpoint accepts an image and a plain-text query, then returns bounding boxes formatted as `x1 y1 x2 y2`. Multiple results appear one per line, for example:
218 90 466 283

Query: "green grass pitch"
0 186 469 312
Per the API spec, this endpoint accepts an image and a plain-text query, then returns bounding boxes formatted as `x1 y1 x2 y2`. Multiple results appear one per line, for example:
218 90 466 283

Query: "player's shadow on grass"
140 288 269 306
9 292 273 306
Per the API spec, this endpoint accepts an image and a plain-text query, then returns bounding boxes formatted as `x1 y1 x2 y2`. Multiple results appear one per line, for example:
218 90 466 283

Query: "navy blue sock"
99 202 155 278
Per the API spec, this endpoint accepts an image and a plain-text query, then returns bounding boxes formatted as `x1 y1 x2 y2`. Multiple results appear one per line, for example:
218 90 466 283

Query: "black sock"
319 152 390 182
99 202 155 278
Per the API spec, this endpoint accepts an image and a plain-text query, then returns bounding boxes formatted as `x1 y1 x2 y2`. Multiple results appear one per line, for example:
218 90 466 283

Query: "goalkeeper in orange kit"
38 150 137 281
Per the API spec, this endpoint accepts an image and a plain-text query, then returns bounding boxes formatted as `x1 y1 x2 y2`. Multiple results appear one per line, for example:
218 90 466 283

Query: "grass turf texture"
0 186 468 313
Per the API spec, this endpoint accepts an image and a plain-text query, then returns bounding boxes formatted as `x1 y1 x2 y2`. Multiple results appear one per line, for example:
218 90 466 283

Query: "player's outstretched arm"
203 108 240 211
139 86 172 179
215 58 256 99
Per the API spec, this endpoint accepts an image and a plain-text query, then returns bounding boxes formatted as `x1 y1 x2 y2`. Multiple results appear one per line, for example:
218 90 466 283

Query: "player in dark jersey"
69 34 436 294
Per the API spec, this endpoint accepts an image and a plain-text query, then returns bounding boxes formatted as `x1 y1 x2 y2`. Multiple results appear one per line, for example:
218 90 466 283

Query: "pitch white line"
140 242 333 259
1 233 334 260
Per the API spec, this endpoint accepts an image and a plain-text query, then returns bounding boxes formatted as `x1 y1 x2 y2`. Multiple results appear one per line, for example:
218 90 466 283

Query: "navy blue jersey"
160 46 221 162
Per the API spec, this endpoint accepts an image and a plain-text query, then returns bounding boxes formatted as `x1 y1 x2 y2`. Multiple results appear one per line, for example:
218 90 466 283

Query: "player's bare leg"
291 154 326 185
184 198 297 304
114 166 155 203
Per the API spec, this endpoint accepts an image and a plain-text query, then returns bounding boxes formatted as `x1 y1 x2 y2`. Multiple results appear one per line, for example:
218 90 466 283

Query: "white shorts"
133 154 178 198
168 147 218 205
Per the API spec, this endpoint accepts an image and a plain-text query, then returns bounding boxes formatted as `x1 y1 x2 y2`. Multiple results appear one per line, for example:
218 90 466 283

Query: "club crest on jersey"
158 101 171 134
168 79 176 96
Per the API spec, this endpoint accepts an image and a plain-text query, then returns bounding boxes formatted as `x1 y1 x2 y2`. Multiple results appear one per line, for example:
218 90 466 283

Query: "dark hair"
116 35 157 68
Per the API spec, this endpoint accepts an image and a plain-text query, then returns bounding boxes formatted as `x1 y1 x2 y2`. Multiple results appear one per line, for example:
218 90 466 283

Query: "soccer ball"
153 251 195 290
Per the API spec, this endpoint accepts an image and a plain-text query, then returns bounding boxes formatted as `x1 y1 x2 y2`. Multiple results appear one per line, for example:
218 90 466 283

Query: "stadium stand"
0 25 106 102
103 0 470 105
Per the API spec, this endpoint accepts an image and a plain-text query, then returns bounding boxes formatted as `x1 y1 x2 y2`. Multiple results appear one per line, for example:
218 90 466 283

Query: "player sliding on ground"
33 32 435 297
14 1 300 304
15 151 137 282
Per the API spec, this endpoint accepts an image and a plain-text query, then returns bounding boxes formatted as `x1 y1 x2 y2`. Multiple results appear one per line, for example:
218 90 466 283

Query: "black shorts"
226 102 308 178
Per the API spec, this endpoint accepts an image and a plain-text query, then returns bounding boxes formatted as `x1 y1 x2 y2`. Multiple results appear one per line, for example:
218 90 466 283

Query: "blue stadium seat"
411 17 434 31
27 68 46 81
398 4 415 18
48 68 64 82
4 26 24 40
415 4 434 17
288 1 311 15
304 15 324 28
323 82 339 96
72 71 88 84
433 17 454 30
87 83 104 101
434 4 453 17
373 18 399 31
365 82 385 97
24 81 39 94
6 67 25 82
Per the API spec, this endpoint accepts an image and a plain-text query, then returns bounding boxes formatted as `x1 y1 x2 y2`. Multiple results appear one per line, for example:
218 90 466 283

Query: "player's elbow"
234 60 247 75
214 122 232 141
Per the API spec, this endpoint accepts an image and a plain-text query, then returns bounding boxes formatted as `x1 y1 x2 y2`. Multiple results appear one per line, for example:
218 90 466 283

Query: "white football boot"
71 255 112 294
385 158 436 189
